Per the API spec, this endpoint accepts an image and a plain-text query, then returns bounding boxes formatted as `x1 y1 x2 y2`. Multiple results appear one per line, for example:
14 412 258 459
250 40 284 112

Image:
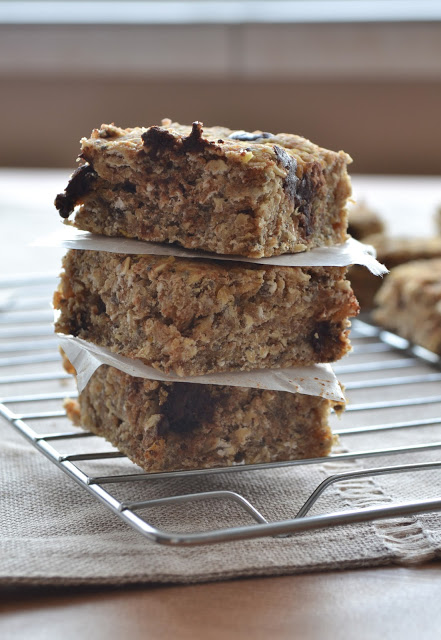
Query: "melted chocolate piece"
273 145 323 238
55 164 97 219
310 321 343 358
295 162 322 237
121 180 136 193
181 121 208 152
273 145 299 202
229 131 273 142
141 125 177 155
158 383 215 435
142 121 219 156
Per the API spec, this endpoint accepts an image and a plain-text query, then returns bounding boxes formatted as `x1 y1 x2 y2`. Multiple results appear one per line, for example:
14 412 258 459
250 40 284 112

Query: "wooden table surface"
2 566 441 640
1 171 441 639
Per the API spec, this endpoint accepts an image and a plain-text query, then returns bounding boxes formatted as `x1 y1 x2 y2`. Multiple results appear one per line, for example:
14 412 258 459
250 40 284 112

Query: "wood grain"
1 566 441 640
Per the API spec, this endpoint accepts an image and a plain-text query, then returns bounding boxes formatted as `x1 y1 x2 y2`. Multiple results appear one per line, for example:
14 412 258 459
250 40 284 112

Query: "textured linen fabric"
1 352 441 587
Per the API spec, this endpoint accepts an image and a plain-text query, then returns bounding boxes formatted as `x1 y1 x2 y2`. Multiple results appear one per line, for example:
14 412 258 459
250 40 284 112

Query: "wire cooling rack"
1 274 441 545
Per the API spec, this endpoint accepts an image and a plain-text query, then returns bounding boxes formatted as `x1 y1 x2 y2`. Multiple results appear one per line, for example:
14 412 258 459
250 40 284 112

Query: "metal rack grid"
1 274 441 546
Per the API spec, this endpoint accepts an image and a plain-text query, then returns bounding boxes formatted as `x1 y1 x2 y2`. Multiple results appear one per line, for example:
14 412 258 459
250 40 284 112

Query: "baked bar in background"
349 234 441 309
64 364 339 472
347 201 385 240
373 258 441 355
55 120 352 258
54 250 359 376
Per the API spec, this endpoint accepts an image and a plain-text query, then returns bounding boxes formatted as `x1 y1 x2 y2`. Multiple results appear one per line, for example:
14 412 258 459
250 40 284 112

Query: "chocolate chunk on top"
142 121 220 156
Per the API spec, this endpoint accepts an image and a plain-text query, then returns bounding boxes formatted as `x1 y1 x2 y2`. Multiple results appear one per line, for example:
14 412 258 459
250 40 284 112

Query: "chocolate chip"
181 121 206 152
55 164 97 219
273 147 323 238
158 383 215 435
142 121 219 156
229 131 274 142
295 163 323 237
273 145 299 203
258 279 275 297
273 145 292 171
121 180 136 194
141 126 177 155
311 322 335 357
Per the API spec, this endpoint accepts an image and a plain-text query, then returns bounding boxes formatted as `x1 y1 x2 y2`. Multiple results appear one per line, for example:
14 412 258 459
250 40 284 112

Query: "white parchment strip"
58 335 345 402
36 226 387 275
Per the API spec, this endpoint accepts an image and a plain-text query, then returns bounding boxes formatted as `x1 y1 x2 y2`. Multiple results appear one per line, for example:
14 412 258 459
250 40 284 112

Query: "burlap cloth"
1 342 441 587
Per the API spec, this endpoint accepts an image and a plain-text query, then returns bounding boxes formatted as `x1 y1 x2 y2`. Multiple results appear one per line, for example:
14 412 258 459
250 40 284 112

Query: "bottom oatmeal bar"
64 365 339 472
373 258 441 355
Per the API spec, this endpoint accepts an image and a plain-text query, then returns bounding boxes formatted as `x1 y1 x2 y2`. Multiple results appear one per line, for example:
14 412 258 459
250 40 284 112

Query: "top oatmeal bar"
55 120 352 258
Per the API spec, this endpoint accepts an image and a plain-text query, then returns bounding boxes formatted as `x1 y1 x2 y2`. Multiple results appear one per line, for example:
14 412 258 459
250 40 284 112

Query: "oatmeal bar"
347 201 385 240
55 120 352 258
54 250 359 376
64 364 338 472
373 258 441 355
349 234 441 309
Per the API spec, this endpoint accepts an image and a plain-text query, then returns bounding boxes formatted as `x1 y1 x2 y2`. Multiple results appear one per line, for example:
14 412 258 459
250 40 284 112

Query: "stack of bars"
53 120 362 473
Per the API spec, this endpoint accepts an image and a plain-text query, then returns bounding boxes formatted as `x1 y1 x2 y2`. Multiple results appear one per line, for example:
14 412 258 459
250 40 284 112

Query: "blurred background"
1 0 441 173
1 0 441 277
